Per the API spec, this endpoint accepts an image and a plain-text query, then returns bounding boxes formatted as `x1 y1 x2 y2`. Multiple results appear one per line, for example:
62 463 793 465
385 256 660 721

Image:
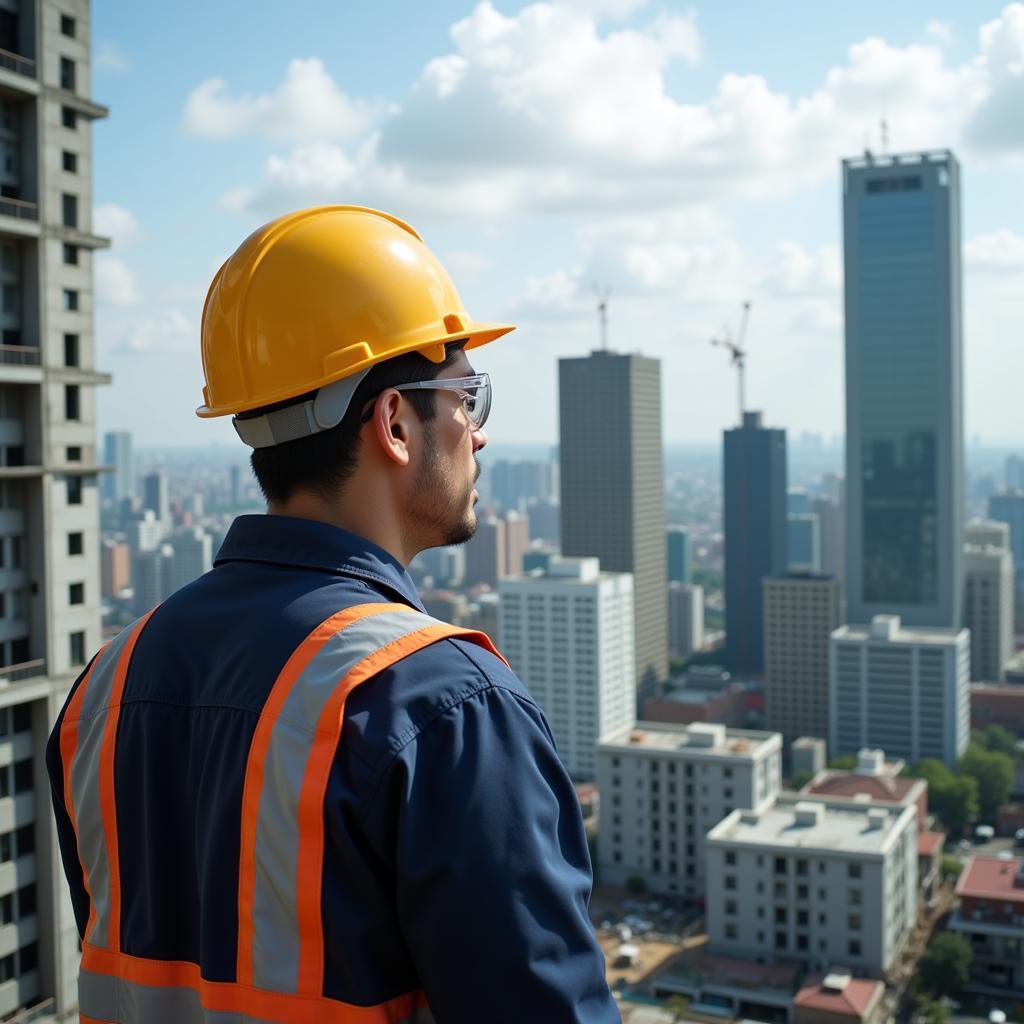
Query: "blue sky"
90 1 1024 447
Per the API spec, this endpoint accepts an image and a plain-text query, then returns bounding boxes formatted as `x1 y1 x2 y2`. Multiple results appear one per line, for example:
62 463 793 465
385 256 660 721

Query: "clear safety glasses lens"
394 374 491 429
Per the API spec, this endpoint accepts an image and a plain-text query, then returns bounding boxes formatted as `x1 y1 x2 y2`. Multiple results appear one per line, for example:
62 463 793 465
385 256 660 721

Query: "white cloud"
760 242 841 296
96 257 142 307
94 203 141 247
95 40 130 72
965 229 1024 272
116 311 194 355
926 20 953 45
200 3 1024 222
181 58 376 141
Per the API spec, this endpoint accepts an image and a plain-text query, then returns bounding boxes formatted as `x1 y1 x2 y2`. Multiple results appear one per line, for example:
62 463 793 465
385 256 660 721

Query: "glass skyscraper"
843 150 964 628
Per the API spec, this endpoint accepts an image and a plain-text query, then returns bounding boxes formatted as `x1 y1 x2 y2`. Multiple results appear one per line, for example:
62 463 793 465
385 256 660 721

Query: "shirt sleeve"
45 656 99 939
363 665 621 1023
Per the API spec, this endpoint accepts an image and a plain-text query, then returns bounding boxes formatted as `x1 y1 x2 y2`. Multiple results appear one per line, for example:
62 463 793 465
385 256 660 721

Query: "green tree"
912 759 978 835
828 755 857 770
981 725 1019 759
625 875 647 896
940 856 963 881
918 933 971 999
788 769 814 791
664 995 690 1022
958 743 1013 820
915 996 951 1024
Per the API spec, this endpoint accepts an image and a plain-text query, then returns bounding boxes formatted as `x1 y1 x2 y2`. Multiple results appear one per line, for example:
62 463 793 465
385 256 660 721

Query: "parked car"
1014 828 1024 847
975 824 995 843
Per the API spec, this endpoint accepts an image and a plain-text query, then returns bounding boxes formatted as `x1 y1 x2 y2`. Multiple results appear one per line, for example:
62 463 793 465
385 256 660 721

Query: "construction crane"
711 300 752 424
593 284 611 351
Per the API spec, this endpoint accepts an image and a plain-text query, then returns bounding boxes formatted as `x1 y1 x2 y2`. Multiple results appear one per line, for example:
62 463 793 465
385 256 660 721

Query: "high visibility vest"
59 602 504 1024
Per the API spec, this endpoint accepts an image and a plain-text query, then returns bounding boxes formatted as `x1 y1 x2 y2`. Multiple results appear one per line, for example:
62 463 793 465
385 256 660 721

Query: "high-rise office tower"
463 513 505 587
504 510 530 577
101 430 132 502
787 512 821 573
989 491 1024 607
559 351 667 697
0 4 109 1017
813 495 846 582
830 615 970 766
666 526 692 584
142 470 170 532
168 526 213 596
499 557 634 779
843 150 964 628
964 519 1014 682
667 581 703 658
763 573 844 743
1006 456 1024 492
723 411 787 674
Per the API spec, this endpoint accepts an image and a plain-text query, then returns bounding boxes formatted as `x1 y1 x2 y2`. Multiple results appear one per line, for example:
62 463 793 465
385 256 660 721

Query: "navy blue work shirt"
47 514 621 1023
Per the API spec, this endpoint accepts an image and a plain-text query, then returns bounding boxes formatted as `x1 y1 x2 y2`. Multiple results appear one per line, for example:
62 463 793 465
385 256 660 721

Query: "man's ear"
370 389 412 467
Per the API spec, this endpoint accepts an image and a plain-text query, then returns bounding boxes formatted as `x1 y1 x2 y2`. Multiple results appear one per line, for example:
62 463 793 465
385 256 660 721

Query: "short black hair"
249 342 466 505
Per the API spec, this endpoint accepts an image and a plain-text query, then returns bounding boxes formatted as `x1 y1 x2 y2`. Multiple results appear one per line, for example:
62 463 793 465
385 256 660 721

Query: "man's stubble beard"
412 425 479 549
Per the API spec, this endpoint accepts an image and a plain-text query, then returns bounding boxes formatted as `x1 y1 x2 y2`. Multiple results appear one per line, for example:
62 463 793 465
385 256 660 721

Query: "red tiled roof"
795 975 883 1018
957 855 1024 902
918 831 945 858
805 772 917 803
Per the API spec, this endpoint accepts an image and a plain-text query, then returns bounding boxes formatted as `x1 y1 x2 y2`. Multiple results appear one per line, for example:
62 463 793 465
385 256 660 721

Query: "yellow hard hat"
197 205 515 428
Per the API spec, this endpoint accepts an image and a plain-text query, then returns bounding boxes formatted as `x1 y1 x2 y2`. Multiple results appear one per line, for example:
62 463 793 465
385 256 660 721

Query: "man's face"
408 351 487 550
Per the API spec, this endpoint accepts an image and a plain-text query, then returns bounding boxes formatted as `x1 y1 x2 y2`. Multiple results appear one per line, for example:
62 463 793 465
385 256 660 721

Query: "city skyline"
88 2 1024 449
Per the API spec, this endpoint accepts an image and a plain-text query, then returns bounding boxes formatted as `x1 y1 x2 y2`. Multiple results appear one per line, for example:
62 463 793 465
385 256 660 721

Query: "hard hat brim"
195 322 515 418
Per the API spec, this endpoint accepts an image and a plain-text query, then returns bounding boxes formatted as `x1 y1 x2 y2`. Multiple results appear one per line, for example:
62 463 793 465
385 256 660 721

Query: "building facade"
724 411 787 674
100 429 131 502
830 615 970 766
0 1 109 1017
559 350 667 698
596 721 782 897
788 513 821 574
964 519 1014 682
499 557 634 779
763 573 844 744
843 150 964 629
951 855 1024 995
989 491 1024 616
706 796 918 976
667 526 692 584
668 581 703 658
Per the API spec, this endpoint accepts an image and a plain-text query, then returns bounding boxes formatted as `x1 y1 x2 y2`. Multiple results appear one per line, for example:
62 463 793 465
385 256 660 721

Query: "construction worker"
47 206 621 1023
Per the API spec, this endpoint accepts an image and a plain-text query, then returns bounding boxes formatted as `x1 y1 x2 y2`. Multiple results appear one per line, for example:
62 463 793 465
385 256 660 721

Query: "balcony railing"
0 47 35 79
0 658 46 685
0 196 37 222
4 997 54 1023
0 345 39 366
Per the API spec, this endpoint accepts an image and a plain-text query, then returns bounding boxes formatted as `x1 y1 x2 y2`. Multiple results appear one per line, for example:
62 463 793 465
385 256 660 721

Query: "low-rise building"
972 684 1024 736
596 722 782 898
950 855 1024 994
794 972 885 1024
706 796 918 976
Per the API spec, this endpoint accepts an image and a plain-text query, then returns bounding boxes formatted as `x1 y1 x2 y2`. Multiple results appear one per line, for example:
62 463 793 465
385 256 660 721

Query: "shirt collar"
215 514 425 611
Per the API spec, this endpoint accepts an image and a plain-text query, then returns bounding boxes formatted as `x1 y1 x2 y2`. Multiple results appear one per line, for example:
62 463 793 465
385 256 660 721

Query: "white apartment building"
964 519 1014 682
830 615 970 767
667 581 703 658
0 1 109 1018
499 556 634 779
706 796 918 976
596 721 782 898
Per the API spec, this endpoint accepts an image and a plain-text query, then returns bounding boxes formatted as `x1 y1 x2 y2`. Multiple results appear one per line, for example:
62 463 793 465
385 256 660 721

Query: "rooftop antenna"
593 283 611 351
711 300 751 425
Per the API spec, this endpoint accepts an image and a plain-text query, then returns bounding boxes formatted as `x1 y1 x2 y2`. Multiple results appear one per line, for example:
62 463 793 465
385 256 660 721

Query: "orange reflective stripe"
96 608 158 953
294 623 498 993
236 602 408 988
82 942 425 1024
59 646 110 943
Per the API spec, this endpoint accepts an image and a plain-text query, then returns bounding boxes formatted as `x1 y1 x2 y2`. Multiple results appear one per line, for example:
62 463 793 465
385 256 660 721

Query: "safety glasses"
392 373 492 428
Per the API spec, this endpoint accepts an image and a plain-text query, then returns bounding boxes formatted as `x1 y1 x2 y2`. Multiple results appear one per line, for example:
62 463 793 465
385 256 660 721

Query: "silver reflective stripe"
80 968 270 1024
70 619 142 950
80 967 428 1023
251 608 443 993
